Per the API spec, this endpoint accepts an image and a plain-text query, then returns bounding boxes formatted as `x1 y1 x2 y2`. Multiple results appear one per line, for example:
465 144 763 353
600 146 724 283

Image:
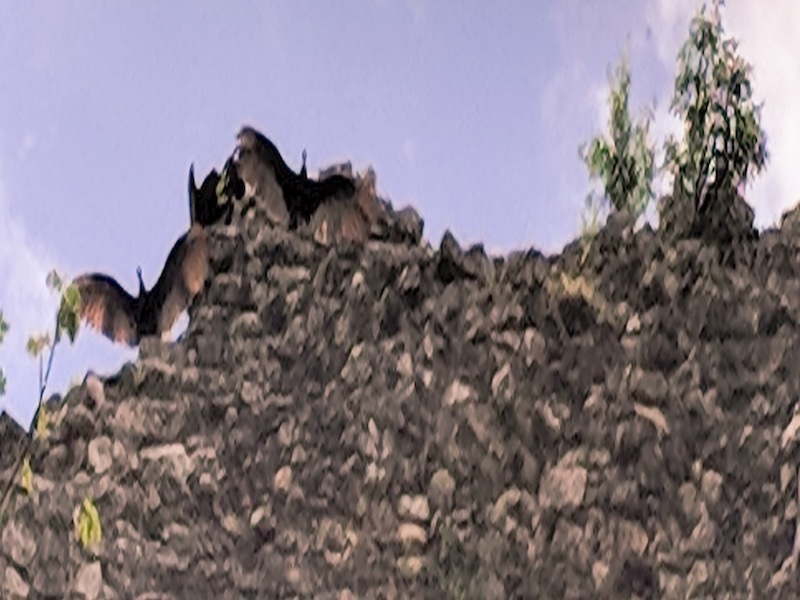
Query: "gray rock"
1 520 36 568
74 561 103 599
3 565 29 598
538 464 588 510
429 469 456 511
88 436 113 475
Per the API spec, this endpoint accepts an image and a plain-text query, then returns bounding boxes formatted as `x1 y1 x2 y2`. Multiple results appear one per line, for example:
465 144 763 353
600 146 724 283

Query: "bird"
235 126 356 230
69 223 210 347
188 157 245 227
308 167 382 246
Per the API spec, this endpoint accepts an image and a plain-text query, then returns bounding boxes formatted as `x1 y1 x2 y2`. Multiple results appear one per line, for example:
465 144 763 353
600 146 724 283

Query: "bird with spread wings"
68 177 212 347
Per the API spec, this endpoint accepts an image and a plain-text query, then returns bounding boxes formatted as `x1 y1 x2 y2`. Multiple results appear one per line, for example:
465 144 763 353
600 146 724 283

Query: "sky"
1 0 798 430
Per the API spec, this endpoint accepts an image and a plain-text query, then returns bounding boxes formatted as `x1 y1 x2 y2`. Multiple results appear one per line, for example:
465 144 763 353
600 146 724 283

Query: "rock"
397 555 425 577
398 495 430 522
87 436 113 474
1 520 36 568
83 374 106 408
700 470 723 506
429 469 456 511
274 466 292 493
538 464 588 510
442 379 474 406
397 523 427 547
74 562 103 599
3 565 29 598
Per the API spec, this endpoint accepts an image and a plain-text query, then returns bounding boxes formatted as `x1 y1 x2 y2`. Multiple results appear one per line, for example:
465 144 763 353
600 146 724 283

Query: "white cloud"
647 0 800 228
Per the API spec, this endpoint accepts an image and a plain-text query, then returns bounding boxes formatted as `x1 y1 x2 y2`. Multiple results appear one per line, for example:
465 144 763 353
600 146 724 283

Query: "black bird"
188 157 245 227
235 126 356 229
70 223 210 347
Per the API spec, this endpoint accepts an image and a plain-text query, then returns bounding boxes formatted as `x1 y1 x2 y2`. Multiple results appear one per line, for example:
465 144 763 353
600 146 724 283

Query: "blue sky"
1 0 798 429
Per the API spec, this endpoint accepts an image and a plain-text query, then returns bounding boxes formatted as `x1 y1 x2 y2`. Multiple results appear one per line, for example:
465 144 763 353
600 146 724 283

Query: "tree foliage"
580 49 656 222
663 0 768 210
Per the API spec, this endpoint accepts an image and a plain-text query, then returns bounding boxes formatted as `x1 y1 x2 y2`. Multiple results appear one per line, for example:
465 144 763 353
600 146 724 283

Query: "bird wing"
219 156 245 201
149 223 210 335
188 163 198 225
199 168 221 200
308 174 356 203
189 164 228 227
73 273 139 346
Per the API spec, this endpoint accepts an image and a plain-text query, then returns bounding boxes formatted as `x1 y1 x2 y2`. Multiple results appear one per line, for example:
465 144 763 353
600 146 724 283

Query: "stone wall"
2 159 800 598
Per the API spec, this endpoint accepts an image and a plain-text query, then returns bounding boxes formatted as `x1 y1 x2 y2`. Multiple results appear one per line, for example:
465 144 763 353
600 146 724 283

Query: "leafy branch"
0 270 82 526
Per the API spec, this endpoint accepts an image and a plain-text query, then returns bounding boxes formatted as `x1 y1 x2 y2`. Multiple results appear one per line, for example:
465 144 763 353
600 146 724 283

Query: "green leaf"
0 310 8 344
46 269 63 293
57 283 82 344
26 333 51 359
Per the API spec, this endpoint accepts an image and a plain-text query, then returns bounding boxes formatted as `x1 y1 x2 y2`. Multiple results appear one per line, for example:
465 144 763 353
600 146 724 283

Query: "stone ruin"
2 133 800 598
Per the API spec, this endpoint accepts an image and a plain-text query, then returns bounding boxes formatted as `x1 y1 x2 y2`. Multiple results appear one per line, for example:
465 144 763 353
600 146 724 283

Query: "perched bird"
235 126 356 229
308 167 382 246
70 224 210 347
188 157 245 227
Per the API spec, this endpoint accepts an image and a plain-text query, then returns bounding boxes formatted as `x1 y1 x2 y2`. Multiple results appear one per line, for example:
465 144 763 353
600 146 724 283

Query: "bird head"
136 266 146 298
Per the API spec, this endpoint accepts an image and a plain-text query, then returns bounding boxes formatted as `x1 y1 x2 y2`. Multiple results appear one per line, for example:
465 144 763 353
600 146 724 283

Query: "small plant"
25 270 82 406
56 282 82 344
663 0 768 213
74 496 102 550
26 332 52 360
580 48 656 222
0 269 84 525
578 199 603 269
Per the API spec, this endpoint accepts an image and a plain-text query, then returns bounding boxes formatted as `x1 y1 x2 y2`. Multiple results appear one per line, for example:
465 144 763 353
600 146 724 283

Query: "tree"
580 48 656 223
663 0 768 215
